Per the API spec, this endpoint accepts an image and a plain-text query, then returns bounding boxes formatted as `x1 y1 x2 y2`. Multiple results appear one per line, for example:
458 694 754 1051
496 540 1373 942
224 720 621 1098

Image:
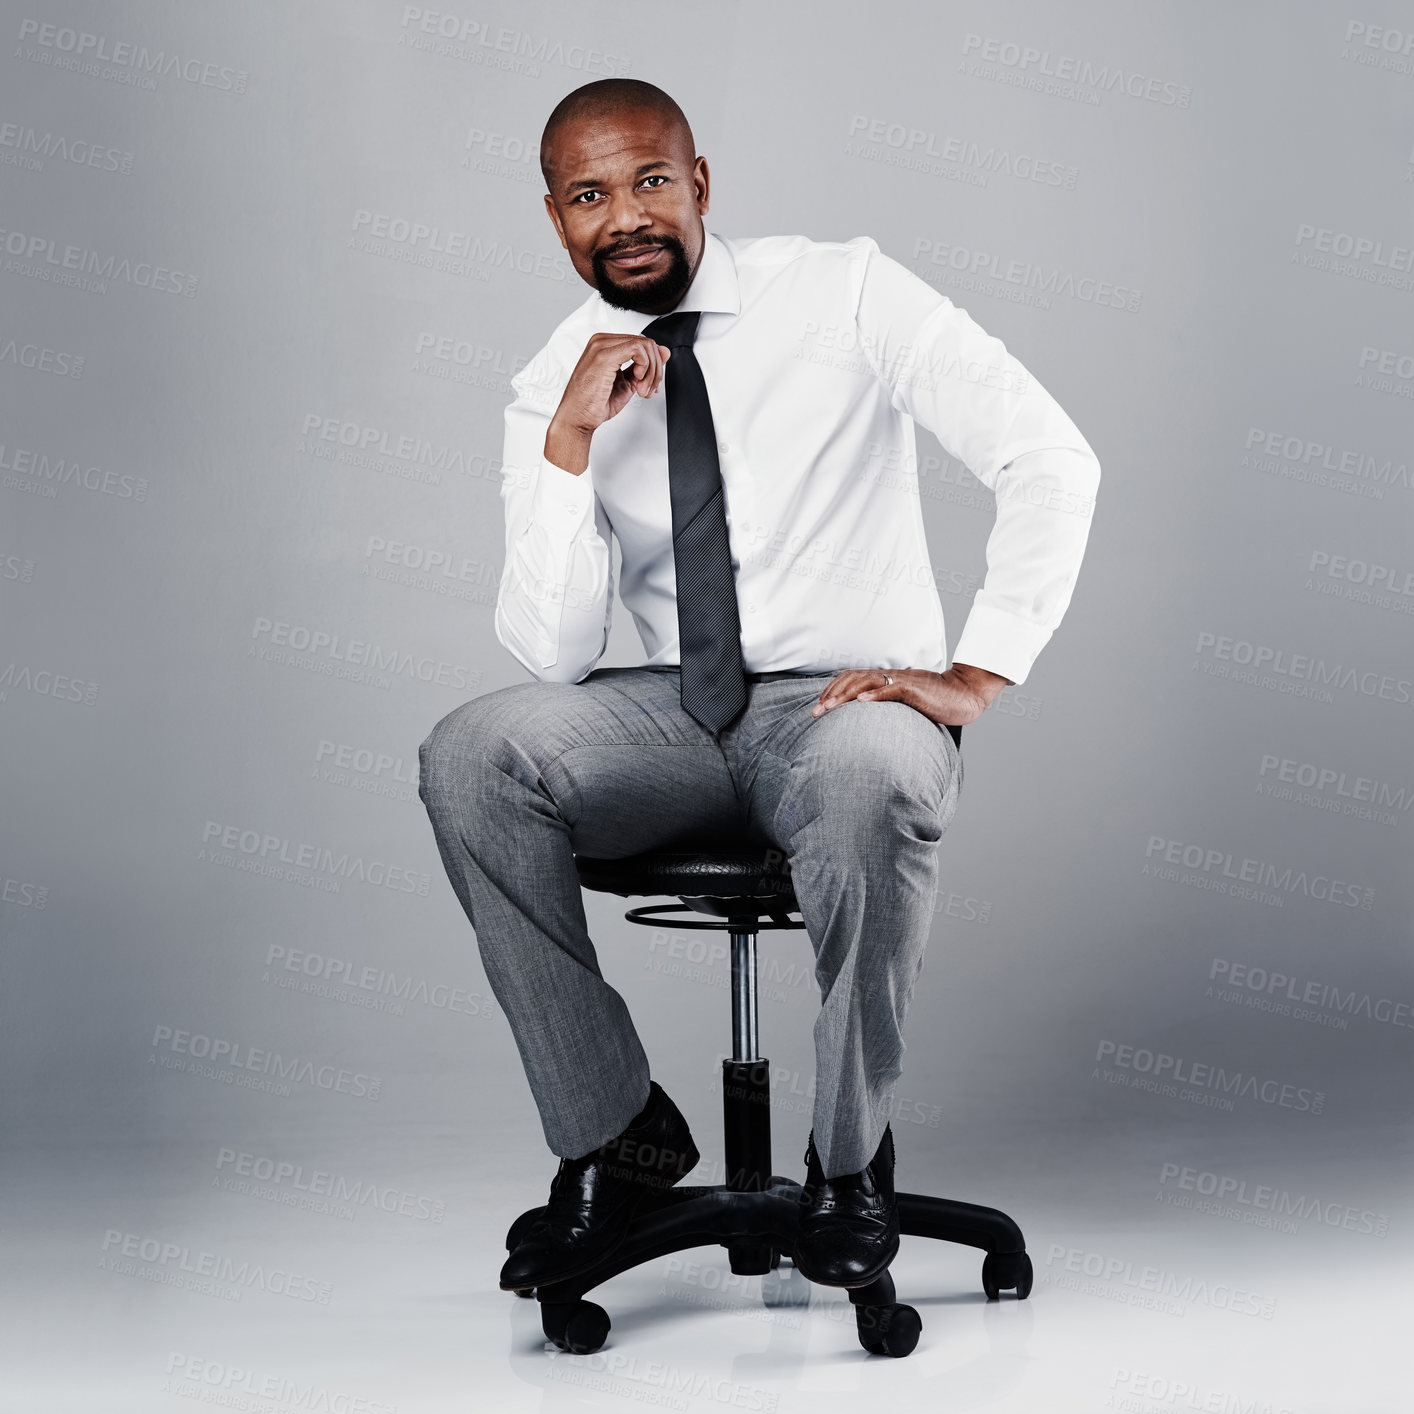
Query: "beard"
591 234 694 313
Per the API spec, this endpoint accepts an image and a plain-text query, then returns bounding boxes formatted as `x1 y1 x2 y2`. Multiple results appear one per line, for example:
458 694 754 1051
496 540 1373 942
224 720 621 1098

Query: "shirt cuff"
950 604 1054 687
530 453 596 538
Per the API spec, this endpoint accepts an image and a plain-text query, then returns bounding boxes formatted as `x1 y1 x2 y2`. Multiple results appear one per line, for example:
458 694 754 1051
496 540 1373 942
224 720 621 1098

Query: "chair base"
505 1176 1033 1357
539 851 1029 1357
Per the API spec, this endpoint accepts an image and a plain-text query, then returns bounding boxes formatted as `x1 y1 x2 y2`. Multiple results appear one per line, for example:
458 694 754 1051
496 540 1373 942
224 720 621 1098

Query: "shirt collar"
672 229 739 317
594 229 739 332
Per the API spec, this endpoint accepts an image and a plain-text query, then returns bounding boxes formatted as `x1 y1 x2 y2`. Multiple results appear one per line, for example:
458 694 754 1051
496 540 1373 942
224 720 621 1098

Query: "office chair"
503 754 1033 1357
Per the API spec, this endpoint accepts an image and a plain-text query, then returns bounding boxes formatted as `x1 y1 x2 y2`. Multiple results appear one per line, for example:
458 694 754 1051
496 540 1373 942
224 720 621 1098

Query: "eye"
572 189 606 205
640 175 669 190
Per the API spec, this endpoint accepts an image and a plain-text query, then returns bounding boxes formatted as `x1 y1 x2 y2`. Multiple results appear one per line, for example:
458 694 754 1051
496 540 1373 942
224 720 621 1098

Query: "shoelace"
519 1156 591 1235
802 1138 883 1199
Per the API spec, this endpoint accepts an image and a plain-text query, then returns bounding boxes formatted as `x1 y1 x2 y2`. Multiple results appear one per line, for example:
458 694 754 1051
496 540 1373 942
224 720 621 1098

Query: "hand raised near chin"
544 331 673 475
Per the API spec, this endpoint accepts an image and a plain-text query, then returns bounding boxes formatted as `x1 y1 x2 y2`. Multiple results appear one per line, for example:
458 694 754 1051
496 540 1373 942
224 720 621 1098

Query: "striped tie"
641 310 748 734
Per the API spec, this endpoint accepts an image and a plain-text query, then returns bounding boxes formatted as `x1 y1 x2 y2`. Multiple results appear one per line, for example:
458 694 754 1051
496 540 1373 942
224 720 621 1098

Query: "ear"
543 193 568 250
693 156 710 216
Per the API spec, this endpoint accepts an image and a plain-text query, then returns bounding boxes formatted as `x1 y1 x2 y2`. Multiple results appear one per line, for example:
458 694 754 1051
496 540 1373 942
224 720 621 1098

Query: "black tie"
640 309 748 734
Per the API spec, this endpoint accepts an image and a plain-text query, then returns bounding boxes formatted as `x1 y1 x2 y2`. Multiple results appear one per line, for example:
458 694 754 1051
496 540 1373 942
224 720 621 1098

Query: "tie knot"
641 309 701 349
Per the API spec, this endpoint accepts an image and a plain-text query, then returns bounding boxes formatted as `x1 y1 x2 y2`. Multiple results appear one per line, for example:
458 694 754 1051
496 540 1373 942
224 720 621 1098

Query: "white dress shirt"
494 230 1100 687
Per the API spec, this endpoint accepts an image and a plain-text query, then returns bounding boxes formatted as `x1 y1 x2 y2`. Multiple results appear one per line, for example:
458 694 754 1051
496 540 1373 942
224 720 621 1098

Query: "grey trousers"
417 665 964 1179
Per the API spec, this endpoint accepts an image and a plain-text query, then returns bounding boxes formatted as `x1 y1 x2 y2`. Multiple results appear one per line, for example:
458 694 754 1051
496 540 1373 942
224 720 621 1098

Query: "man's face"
542 107 709 315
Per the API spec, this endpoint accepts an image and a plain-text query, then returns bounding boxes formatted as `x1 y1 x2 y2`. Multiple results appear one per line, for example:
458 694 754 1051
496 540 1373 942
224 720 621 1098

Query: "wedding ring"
882 672 893 685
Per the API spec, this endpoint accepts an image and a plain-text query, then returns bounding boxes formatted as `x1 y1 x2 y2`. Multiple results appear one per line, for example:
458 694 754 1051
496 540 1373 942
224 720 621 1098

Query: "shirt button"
718 440 730 454
744 602 757 613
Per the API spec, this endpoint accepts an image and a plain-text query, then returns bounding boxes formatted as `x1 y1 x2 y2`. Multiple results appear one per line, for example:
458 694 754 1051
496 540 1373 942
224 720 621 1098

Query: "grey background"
1 2 1409 1410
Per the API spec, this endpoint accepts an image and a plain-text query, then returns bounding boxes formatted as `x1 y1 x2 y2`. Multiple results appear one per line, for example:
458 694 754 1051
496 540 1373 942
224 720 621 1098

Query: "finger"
615 355 638 396
617 348 643 385
625 343 653 395
812 672 866 715
811 675 844 716
636 339 662 397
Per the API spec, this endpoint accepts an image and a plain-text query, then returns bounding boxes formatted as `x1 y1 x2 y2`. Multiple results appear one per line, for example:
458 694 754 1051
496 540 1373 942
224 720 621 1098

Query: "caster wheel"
542 1299 611 1354
982 1250 1033 1300
762 1255 811 1309
856 1302 921 1357
728 1239 776 1276
511 1287 535 1299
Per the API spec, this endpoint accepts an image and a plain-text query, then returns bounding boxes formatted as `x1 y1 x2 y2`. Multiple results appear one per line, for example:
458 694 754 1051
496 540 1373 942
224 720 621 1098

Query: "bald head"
540 79 694 191
538 80 709 315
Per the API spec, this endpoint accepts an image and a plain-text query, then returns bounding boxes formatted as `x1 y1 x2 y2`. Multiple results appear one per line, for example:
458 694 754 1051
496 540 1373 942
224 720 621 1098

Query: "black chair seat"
575 849 797 906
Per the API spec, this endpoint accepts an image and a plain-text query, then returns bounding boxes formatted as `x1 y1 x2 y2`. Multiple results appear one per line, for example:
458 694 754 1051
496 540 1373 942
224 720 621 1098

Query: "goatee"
592 235 694 314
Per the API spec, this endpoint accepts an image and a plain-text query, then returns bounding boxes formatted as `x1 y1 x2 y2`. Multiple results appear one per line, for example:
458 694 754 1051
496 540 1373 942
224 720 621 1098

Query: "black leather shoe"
793 1125 900 1288
499 1080 700 1291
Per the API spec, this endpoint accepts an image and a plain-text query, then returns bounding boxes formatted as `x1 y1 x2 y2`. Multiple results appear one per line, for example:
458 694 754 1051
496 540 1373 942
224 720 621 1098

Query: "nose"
606 187 652 241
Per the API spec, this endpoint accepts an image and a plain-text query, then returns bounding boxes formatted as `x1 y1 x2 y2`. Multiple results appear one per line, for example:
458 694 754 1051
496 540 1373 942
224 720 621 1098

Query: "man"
418 79 1100 1295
